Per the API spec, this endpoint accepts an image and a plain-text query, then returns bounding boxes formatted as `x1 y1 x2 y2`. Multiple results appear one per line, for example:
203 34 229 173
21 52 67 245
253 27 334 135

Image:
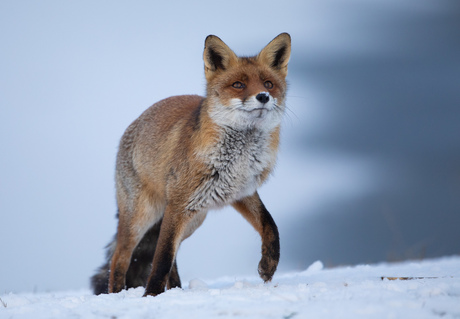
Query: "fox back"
91 33 291 297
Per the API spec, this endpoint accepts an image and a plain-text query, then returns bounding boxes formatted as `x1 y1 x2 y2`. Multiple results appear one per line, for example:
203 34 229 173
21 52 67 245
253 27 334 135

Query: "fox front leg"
232 192 280 282
256 205 280 282
143 209 180 297
143 206 206 296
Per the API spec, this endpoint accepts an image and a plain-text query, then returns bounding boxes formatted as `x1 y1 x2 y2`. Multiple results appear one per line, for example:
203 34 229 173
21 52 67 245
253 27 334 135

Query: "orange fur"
94 33 291 297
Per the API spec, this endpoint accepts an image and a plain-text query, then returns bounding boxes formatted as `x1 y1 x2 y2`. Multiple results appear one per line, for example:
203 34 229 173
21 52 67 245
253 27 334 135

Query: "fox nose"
256 92 270 104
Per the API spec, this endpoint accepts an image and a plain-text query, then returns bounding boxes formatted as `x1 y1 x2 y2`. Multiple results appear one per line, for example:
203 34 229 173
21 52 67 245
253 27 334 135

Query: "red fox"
91 33 291 297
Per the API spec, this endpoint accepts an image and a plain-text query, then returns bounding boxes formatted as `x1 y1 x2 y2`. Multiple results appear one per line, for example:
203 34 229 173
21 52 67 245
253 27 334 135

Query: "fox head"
203 33 291 131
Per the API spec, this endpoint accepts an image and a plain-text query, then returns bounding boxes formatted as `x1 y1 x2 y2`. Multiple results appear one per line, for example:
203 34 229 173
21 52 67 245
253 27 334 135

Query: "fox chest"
186 129 275 211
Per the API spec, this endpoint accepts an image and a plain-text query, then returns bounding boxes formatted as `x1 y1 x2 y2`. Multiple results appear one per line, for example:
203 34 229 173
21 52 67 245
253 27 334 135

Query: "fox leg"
143 207 182 297
109 200 161 293
109 238 138 293
144 206 206 296
232 192 280 282
167 259 181 289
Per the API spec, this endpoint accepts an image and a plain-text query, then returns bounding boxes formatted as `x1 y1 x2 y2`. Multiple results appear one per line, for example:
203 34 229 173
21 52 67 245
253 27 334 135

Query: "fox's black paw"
258 255 278 282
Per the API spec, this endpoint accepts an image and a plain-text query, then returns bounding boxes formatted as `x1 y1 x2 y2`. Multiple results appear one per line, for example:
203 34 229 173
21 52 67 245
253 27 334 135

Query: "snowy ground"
1 256 459 319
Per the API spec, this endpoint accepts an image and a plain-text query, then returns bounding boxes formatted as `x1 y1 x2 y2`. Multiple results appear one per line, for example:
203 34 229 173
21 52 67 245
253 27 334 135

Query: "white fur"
185 92 283 212
187 126 277 212
208 93 284 132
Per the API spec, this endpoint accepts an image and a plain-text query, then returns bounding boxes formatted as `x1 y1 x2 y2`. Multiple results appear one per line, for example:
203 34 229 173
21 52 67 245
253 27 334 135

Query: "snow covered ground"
1 256 459 319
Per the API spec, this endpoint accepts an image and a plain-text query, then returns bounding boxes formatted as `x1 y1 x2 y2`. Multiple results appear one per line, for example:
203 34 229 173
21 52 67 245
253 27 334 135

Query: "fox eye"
264 81 274 89
232 81 245 89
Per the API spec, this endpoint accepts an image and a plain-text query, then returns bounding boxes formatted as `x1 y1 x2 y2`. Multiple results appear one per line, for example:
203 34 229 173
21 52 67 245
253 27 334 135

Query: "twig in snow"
381 276 440 281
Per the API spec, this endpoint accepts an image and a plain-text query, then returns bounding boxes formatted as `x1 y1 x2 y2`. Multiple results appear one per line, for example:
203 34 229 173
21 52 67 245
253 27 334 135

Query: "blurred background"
1 0 459 293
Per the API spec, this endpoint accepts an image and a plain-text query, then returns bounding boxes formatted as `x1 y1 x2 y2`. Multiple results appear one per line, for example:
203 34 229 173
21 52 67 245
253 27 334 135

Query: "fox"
91 33 291 297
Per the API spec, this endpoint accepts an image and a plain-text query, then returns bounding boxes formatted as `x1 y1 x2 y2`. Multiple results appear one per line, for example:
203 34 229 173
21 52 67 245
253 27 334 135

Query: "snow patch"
305 260 324 273
1 257 460 319
188 278 208 290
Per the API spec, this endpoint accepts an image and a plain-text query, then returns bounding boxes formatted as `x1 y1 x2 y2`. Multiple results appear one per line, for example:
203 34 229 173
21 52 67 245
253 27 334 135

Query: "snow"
2 256 459 318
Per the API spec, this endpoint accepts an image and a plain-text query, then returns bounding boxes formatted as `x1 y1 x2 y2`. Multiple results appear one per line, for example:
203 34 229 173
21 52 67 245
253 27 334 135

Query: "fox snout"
246 91 273 112
242 92 273 113
256 92 270 104
243 93 274 120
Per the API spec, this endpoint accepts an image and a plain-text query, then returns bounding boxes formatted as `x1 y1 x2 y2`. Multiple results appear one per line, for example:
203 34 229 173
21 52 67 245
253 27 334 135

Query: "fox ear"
257 33 291 78
203 35 238 81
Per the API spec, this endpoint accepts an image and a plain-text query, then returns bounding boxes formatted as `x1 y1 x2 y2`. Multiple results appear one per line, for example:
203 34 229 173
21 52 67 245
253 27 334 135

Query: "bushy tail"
90 235 116 295
90 221 162 294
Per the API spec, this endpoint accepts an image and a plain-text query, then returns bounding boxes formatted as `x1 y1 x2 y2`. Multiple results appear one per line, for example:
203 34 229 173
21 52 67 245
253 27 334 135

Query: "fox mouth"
247 107 266 112
242 106 270 113
242 107 269 118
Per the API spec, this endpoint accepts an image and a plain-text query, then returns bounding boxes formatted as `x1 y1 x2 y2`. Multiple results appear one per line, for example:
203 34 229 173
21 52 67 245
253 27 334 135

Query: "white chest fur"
187 127 275 212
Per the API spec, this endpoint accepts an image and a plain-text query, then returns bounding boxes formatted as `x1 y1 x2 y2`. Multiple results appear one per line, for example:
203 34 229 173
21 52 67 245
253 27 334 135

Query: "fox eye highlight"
264 81 274 89
232 81 245 89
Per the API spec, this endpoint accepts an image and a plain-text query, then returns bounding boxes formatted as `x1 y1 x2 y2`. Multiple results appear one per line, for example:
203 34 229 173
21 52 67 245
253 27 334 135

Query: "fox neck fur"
187 111 280 211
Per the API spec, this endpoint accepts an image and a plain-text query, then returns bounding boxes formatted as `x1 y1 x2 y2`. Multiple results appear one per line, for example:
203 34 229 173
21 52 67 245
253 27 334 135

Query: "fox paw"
258 256 278 282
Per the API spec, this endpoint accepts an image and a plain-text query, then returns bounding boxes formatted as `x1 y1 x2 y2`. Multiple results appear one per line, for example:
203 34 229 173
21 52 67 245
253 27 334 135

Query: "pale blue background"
1 0 459 293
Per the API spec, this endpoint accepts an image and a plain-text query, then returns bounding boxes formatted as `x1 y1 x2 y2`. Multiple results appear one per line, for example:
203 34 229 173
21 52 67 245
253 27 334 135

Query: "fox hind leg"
109 232 142 293
125 221 161 289
109 199 163 293
92 215 181 294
